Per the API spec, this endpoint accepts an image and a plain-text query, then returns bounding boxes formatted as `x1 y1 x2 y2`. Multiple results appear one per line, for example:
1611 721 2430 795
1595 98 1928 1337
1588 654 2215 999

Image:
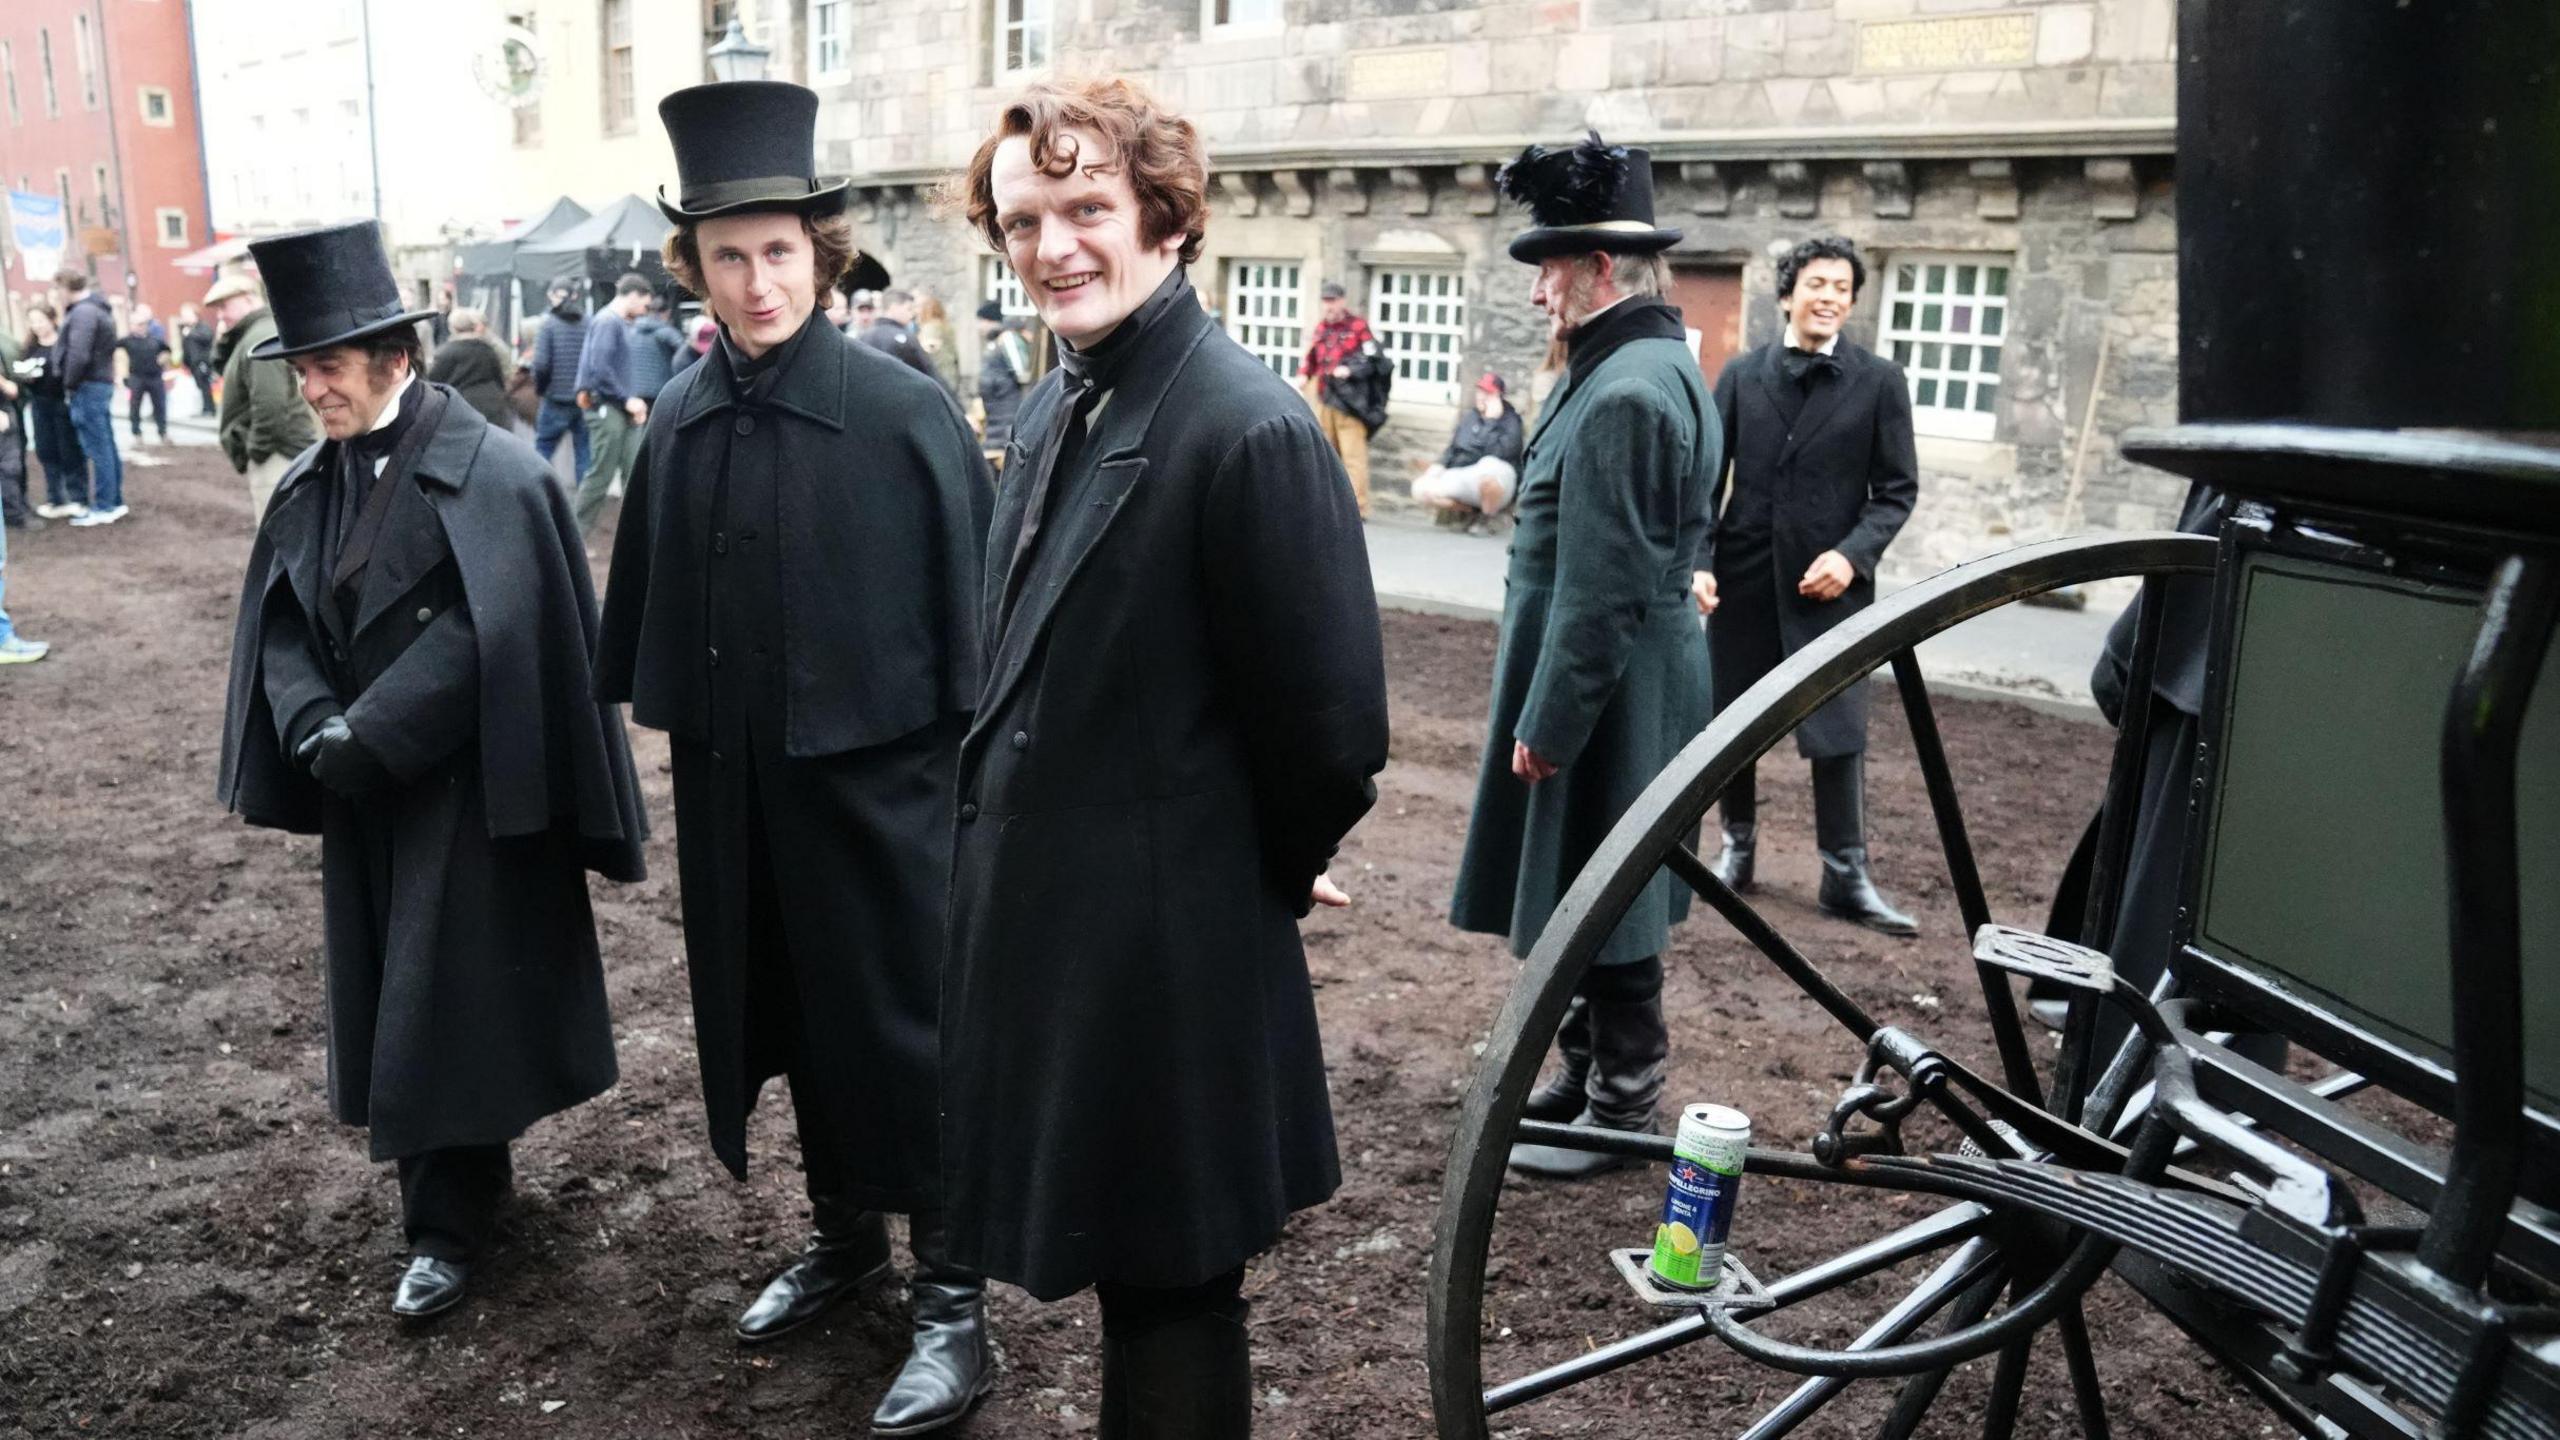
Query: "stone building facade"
810 0 2185 578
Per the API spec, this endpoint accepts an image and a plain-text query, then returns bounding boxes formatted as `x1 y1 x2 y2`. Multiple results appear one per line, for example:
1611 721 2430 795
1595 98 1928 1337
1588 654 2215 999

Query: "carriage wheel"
1427 532 2224 1439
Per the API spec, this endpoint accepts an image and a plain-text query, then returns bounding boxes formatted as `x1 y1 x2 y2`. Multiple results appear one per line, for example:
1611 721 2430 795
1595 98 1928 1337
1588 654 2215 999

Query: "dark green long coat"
1450 302 1718 967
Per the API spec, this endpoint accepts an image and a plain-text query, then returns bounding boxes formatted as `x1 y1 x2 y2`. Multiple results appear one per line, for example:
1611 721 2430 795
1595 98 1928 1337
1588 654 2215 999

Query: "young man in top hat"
1448 133 1720 1178
943 76 1388 1436
591 80 994 1435
1689 237 1920 937
215 219 648 1321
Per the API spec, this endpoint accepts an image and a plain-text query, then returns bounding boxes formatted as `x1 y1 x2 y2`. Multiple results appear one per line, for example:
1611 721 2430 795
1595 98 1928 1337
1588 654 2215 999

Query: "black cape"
216 384 647 1158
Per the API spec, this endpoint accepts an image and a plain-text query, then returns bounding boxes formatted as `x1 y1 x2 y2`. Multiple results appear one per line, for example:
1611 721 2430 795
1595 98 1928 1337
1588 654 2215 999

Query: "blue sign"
7 190 67 283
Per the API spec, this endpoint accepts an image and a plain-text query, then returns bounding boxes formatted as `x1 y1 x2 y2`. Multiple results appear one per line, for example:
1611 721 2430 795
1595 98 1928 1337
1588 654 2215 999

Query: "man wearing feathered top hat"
214 219 649 1321
590 80 995 1434
1449 133 1721 1179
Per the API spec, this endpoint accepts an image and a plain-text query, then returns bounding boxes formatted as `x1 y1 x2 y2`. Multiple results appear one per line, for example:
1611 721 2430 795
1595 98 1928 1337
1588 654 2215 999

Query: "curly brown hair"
661 211 862 300
942 78 1209 266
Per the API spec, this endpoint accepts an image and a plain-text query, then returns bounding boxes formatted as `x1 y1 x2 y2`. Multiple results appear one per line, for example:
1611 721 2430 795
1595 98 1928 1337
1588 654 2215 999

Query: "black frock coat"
217 385 646 1160
943 291 1390 1301
593 317 991 1193
1699 339 1919 758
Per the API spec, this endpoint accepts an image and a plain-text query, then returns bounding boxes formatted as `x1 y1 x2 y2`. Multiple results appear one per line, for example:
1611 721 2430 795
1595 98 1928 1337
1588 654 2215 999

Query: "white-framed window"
156 207 188 247
992 0 1050 77
1223 259 1302 379
811 0 850 79
1879 255 2009 441
601 0 636 134
139 86 173 126
73 13 98 109
1368 266 1467 405
982 256 1034 320
1203 0 1281 32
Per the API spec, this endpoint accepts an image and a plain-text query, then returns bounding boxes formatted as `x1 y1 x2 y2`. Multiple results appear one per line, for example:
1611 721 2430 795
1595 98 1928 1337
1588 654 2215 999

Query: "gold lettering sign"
1857 12 2038 72
1345 48 1449 101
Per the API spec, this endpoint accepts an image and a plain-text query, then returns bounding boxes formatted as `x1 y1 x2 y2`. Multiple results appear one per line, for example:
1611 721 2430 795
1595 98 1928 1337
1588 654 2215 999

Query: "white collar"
1782 324 1838 356
366 372 418 438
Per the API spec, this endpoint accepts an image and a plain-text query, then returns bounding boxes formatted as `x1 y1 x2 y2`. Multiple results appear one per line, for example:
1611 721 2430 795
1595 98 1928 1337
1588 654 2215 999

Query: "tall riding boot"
1098 1281 1253 1440
1520 996 1592 1122
1812 754 1919 937
871 1211 994 1435
737 1195 892 1342
1507 959 1669 1180
1715 762 1758 890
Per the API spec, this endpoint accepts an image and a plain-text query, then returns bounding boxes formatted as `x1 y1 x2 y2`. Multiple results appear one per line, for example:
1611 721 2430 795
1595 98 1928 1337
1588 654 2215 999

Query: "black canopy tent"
455 196 590 338
515 194 675 304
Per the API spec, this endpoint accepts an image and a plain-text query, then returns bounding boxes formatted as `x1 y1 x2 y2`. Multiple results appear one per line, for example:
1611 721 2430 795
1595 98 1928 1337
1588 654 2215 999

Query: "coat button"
712 532 728 555
959 802 979 821
415 606 432 624
707 646 721 668
734 414 756 436
1011 731 1029 751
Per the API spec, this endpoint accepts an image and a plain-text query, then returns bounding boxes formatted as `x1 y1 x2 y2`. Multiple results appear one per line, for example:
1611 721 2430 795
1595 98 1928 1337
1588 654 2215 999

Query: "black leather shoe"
1713 822 1757 892
391 1256 468 1320
737 1207 893 1342
1817 847 1920 937
1519 996 1592 1123
870 1212 993 1435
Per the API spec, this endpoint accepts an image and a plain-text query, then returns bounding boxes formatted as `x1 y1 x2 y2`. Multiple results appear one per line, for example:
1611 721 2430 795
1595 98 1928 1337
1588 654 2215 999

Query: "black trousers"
1095 1267 1246 1337
127 377 167 439
396 1144 512 1261
1719 751 1865 851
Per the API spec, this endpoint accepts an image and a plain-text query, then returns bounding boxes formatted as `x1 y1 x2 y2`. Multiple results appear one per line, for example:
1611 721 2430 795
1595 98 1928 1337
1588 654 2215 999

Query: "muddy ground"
0 445 2269 1437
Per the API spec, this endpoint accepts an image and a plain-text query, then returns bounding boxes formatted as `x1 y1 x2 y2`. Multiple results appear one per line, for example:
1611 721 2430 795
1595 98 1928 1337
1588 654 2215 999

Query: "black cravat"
1781 346 1840 386
994 266 1193 634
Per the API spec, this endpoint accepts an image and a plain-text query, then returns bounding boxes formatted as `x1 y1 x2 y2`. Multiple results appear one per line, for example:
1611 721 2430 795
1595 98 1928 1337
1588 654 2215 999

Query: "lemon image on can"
1649 1104 1749 1290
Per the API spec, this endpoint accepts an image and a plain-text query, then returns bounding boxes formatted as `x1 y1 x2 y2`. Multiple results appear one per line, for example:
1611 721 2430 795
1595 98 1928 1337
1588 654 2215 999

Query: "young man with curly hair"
940 77 1389 1436
592 80 995 1435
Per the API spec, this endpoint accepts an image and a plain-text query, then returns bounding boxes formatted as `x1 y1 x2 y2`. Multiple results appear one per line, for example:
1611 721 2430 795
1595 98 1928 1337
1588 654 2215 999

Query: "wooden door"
1671 264 1746 386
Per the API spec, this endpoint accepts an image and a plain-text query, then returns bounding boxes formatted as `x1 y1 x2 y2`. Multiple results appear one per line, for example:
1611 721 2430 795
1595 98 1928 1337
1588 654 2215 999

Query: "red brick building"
0 0 211 319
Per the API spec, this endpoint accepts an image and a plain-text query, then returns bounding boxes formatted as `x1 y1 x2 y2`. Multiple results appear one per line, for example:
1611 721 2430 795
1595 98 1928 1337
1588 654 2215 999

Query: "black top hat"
1497 132 1683 264
245 220 438 360
656 81 848 224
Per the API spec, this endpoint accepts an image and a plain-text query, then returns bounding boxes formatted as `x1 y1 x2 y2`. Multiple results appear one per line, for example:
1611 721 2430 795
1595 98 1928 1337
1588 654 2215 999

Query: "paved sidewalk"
1364 515 2119 719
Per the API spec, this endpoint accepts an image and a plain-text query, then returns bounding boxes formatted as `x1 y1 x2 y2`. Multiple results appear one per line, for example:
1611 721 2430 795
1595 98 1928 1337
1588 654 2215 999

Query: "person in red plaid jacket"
1296 282 1392 515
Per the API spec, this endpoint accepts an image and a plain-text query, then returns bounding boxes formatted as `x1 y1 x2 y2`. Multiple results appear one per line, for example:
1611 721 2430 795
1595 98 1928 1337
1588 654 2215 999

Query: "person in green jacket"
205 272 321 522
1448 134 1720 1179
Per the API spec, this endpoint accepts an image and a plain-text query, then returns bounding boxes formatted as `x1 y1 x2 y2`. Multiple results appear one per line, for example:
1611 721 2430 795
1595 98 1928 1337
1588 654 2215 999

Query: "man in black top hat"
1690 236 1920 937
591 80 993 1436
1448 132 1720 1179
215 219 648 1322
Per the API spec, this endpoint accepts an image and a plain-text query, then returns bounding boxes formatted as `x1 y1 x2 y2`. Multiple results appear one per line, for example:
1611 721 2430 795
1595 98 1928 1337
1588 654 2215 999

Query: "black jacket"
1700 338 1918 757
1440 401 1524 470
428 336 514 432
57 294 118 389
529 303 587 404
858 318 941 381
943 283 1389 1300
216 384 647 1157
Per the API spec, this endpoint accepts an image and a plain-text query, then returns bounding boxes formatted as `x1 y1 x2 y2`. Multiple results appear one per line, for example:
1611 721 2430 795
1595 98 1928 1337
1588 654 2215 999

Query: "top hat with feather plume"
1496 132 1683 264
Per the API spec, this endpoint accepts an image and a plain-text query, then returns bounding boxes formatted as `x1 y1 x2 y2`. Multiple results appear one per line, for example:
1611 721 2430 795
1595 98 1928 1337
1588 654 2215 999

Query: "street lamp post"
705 17 771 84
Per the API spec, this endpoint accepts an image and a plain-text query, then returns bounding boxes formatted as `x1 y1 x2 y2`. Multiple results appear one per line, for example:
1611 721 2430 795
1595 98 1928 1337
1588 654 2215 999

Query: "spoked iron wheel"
1427 533 2228 1439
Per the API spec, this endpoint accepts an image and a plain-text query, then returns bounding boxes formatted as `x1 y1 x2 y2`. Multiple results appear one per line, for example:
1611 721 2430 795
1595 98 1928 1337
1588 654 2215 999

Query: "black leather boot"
737 1198 892 1342
1817 847 1921 937
1098 1294 1252 1440
1508 963 1668 1179
1713 823 1757 891
1520 996 1591 1123
391 1256 468 1319
870 1211 993 1435
1811 754 1919 937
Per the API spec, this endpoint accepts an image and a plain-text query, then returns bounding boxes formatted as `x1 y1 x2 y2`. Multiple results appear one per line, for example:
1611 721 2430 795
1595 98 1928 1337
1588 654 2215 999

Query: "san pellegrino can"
1649 1103 1749 1290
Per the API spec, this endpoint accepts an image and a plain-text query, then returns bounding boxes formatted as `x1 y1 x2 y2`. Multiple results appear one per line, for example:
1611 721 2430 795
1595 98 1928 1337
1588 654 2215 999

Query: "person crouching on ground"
215 219 648 1322
940 76 1388 1436
1411 370 1526 526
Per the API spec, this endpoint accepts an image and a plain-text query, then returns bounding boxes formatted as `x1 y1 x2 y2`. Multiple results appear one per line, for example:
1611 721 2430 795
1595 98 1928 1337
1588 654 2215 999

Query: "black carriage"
1426 4 2560 1436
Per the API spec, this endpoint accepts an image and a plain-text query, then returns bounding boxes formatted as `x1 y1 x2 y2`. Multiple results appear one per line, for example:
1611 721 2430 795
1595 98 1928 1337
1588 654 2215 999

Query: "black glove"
294 715 394 799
